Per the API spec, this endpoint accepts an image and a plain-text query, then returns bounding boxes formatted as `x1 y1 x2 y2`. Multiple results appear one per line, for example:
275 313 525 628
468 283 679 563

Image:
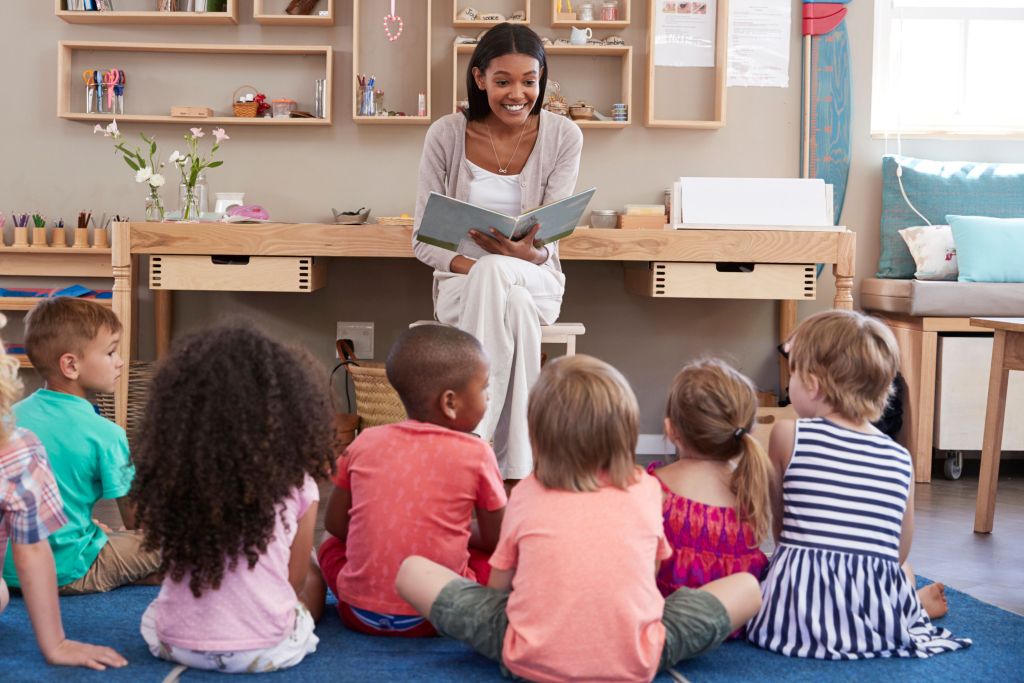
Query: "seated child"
1 298 159 595
132 322 333 673
651 359 771 636
396 355 762 682
319 324 507 637
0 315 126 671
747 310 969 659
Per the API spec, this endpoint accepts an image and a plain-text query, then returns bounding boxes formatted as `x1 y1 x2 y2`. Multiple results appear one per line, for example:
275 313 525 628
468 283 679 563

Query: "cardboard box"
618 214 666 229
170 106 214 118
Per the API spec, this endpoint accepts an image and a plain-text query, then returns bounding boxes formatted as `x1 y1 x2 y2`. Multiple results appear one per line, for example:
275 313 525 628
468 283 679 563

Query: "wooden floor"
98 462 1024 615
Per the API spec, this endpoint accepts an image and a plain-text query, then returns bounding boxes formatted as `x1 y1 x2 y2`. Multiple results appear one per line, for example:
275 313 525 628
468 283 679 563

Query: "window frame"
871 1 1024 138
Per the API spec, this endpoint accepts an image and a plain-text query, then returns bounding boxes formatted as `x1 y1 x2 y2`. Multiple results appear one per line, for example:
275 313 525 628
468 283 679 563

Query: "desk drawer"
624 262 816 300
150 256 325 293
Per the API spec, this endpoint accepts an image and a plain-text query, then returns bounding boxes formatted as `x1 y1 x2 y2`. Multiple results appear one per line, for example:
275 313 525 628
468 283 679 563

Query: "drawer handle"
715 263 756 273
211 256 251 265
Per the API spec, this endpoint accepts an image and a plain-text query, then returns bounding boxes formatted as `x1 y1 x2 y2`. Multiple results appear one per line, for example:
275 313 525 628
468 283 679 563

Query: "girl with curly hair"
132 321 335 673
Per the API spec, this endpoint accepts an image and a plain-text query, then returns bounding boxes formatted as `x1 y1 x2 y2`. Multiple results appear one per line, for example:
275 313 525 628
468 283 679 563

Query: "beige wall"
3 1 1023 435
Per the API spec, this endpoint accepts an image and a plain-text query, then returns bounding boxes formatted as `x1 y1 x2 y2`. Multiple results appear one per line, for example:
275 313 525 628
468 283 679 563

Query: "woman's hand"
469 223 548 265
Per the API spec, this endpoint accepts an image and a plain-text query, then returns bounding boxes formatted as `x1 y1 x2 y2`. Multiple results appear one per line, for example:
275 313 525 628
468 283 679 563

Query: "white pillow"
898 225 958 280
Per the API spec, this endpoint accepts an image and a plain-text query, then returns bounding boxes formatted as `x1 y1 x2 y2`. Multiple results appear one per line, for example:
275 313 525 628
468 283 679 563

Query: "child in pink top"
318 324 507 637
397 355 763 682
131 322 336 673
650 359 772 637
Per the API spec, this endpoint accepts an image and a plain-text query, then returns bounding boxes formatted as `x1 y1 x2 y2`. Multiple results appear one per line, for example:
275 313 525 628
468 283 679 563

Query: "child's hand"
92 519 114 533
44 639 127 670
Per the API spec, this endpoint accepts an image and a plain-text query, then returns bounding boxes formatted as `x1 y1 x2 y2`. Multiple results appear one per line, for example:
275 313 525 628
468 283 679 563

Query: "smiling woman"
412 24 584 482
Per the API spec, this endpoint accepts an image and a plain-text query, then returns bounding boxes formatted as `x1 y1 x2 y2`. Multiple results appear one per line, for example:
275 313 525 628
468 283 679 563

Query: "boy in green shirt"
1 298 160 593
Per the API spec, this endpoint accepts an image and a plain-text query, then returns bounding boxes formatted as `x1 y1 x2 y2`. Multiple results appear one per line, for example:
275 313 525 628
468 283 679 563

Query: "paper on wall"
727 0 791 88
653 0 718 68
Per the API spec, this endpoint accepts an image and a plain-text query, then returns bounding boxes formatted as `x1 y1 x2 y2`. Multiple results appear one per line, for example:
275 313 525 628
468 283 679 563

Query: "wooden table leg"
778 300 797 396
154 289 173 360
111 222 133 429
832 230 855 311
975 331 1013 533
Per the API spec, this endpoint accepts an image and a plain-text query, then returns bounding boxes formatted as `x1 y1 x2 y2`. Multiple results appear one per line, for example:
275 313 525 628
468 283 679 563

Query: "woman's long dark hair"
465 23 548 121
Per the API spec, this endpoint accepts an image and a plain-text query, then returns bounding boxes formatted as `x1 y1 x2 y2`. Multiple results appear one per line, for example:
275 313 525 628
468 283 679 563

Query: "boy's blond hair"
789 310 900 422
23 298 122 379
0 313 24 444
528 354 639 492
666 358 773 544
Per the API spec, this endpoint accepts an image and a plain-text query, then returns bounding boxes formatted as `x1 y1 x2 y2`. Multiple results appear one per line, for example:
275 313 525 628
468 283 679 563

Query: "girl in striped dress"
747 310 970 659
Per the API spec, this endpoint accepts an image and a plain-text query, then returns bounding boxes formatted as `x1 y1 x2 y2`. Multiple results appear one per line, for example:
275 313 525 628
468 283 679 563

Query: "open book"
415 188 597 252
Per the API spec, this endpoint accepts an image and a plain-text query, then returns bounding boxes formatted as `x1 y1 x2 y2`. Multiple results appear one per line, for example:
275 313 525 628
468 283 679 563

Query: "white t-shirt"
466 159 523 217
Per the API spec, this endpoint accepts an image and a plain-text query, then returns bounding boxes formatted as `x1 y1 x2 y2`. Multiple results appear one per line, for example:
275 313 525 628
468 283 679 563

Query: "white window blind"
871 0 1024 137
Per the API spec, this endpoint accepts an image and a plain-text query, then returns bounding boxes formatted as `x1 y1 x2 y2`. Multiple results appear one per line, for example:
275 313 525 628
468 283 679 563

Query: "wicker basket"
345 361 407 429
94 361 155 448
232 85 259 118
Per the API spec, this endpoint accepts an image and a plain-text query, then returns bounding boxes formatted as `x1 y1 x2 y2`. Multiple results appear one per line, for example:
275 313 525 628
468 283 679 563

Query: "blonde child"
396 355 762 682
1 298 160 594
747 310 969 659
0 313 126 670
650 359 771 635
131 322 334 673
319 324 507 637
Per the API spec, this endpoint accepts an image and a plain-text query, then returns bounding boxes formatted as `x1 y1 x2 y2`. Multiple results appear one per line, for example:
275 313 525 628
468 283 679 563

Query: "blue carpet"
0 581 1016 682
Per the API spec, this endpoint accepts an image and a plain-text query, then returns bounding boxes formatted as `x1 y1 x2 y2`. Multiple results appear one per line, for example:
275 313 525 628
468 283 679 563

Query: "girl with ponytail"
649 359 771 637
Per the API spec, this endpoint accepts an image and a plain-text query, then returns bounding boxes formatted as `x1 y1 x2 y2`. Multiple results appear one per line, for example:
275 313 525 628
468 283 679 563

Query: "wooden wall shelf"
452 0 530 28
353 0 431 124
55 0 238 24
254 0 334 25
452 43 632 128
58 41 333 125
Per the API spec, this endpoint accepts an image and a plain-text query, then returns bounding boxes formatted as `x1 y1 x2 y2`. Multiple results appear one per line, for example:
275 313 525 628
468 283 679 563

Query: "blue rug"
0 581 1015 682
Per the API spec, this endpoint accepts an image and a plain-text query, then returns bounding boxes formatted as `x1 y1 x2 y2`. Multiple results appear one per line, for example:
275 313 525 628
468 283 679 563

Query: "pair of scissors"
103 69 120 112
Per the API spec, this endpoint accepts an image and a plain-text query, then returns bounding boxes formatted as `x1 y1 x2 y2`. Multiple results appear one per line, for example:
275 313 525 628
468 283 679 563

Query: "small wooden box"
171 106 214 118
150 255 325 292
624 262 816 300
618 215 666 230
555 11 577 21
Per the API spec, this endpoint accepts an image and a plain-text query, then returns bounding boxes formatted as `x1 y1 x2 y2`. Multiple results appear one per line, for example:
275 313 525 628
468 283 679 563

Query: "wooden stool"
410 321 585 357
971 317 1024 533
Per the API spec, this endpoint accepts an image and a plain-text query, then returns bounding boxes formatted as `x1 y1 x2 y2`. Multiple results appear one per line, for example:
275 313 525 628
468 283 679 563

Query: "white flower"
168 150 184 164
93 124 104 134
135 167 152 183
148 174 166 188
212 128 229 143
190 127 205 138
105 120 120 139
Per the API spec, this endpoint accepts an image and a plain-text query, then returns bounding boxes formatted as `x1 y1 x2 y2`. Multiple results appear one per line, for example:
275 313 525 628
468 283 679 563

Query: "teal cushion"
947 215 1024 283
879 155 1024 278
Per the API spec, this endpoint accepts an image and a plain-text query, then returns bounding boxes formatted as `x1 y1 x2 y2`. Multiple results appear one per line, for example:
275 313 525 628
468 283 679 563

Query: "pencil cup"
31 227 48 248
92 226 109 248
13 227 29 247
73 227 89 249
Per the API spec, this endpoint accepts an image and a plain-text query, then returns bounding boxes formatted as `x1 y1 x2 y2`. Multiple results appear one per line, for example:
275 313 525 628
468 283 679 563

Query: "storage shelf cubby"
254 0 335 25
452 0 530 28
58 41 333 126
452 43 632 128
353 0 432 124
550 0 630 28
55 0 238 24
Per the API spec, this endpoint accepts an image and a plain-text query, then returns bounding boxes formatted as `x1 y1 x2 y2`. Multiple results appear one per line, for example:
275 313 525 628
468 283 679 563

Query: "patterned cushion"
878 155 1024 278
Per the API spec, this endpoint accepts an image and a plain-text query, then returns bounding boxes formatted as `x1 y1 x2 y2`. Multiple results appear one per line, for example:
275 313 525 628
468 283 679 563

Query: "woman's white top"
466 159 523 218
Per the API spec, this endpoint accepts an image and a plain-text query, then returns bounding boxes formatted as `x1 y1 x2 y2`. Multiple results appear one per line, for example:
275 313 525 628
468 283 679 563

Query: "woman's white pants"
435 255 565 479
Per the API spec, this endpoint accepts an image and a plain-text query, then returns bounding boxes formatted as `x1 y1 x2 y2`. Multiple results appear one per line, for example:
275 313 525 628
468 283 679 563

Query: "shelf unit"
644 0 728 128
58 42 333 126
550 0 630 28
452 0 530 28
452 43 632 128
352 0 432 125
254 0 335 25
55 0 238 24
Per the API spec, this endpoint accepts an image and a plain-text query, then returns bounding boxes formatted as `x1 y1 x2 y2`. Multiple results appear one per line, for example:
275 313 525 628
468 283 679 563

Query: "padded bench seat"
862 278 1024 317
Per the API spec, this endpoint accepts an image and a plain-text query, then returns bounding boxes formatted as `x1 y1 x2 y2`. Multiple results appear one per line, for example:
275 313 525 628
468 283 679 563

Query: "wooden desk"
110 222 855 426
971 317 1024 533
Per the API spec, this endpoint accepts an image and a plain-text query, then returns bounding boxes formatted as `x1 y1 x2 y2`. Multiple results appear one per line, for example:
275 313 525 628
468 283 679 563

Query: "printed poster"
727 0 791 87
654 0 718 68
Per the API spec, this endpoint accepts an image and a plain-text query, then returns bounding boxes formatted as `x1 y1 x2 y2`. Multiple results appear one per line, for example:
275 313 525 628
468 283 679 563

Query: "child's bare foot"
918 582 948 619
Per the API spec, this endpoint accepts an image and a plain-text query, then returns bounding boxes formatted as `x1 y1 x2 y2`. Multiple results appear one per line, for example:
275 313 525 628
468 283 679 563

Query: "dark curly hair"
130 320 335 598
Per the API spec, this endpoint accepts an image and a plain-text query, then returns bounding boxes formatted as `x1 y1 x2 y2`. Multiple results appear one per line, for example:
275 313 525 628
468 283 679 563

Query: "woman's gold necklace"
484 116 531 174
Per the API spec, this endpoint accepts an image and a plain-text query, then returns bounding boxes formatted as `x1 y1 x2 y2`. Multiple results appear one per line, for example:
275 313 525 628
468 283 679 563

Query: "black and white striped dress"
747 418 970 659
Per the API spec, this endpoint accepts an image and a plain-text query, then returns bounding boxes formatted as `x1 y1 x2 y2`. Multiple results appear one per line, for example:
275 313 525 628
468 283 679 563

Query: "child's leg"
660 573 761 670
0 577 8 615
58 530 161 594
395 556 463 618
903 561 948 619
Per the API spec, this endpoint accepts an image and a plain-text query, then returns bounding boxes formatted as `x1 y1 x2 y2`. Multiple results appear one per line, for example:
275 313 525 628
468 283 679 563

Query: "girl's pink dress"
648 463 768 637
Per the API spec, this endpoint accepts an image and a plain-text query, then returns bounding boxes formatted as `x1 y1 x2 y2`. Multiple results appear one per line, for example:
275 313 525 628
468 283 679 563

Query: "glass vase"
144 188 165 222
178 182 200 223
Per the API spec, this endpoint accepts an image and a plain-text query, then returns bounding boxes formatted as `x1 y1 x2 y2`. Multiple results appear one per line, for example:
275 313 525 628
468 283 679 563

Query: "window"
871 1 1024 136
